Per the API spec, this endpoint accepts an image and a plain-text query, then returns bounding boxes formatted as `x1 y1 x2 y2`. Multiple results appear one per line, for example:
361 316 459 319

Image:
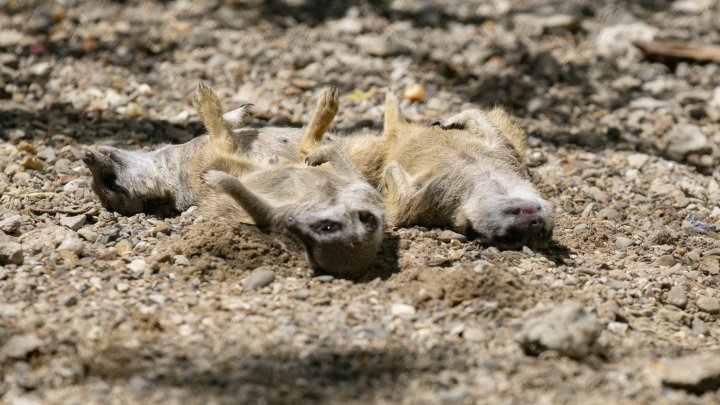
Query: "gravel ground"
2 0 720 403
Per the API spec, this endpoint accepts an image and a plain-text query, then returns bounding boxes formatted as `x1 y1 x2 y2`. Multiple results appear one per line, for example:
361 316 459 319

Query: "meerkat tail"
299 85 339 158
193 83 235 148
383 91 404 142
204 170 276 230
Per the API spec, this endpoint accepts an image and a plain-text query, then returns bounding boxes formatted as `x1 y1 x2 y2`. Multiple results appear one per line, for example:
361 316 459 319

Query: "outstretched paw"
193 83 220 111
203 170 235 190
318 85 339 116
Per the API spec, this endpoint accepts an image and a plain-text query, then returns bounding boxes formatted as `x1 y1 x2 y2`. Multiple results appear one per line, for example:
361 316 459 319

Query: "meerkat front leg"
298 86 339 159
432 108 527 156
203 170 277 231
383 161 415 200
305 145 362 179
222 103 254 129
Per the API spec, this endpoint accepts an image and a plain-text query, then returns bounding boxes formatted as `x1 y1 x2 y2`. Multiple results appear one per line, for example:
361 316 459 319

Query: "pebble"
699 258 719 275
355 34 404 56
596 22 658 57
60 214 86 231
438 230 468 243
692 317 708 335
390 303 416 317
516 301 602 359
665 124 712 161
666 286 688 309
607 321 628 334
114 239 133 255
115 282 130 292
662 352 720 393
315 275 334 282
244 269 276 291
654 255 676 267
598 207 620 220
0 240 24 265
2 333 41 359
626 153 649 168
0 215 22 234
20 156 45 171
614 236 633 248
173 255 190 266
463 327 485 342
127 259 149 273
153 223 170 236
403 83 427 103
57 237 84 256
77 227 98 242
695 296 720 314
148 294 165 305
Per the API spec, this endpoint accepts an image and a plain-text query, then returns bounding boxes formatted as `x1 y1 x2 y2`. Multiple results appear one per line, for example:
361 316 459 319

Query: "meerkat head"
83 146 178 217
283 204 385 279
454 173 554 250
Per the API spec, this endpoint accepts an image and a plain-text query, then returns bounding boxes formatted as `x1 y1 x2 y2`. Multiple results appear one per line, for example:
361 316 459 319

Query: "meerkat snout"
456 196 554 250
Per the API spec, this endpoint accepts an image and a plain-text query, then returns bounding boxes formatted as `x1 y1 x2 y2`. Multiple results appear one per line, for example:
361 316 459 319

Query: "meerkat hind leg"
299 86 339 158
204 170 276 231
194 84 236 150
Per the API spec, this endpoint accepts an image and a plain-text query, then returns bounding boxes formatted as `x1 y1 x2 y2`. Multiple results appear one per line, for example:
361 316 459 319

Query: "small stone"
614 236 633 248
607 321 628 334
696 296 720 314
17 140 37 154
153 223 170 236
390 303 416 317
665 124 712 161
654 255 676 267
356 34 404 56
0 241 24 265
598 207 620 220
77 227 98 242
585 187 608 203
699 258 719 275
2 334 41 359
403 83 427 103
150 253 172 264
662 352 720 393
61 294 78 307
60 214 86 231
515 301 602 359
36 147 56 161
692 317 708 335
316 275 334 282
463 327 485 342
173 255 190 266
666 286 688 309
127 259 149 273
148 294 165 305
114 239 133 255
427 256 451 267
626 153 649 168
596 22 657 58
244 269 276 291
0 215 22 234
115 282 130 292
438 230 468 243
20 156 45 171
58 237 84 256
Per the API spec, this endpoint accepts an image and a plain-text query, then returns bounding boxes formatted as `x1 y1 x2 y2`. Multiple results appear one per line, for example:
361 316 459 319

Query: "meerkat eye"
358 211 378 231
313 221 342 234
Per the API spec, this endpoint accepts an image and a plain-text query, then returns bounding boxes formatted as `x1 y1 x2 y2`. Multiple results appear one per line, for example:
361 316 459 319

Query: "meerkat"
83 95 303 217
197 85 386 278
300 94 555 250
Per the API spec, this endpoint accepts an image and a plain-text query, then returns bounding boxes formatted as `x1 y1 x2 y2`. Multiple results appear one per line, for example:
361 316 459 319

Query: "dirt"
1 0 720 404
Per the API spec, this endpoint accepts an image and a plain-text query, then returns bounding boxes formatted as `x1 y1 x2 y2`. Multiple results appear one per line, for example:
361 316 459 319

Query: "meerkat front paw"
318 85 339 116
202 170 235 190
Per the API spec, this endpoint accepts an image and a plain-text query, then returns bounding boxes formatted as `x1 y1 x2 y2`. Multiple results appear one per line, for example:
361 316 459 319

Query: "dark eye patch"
312 221 342 234
358 211 378 231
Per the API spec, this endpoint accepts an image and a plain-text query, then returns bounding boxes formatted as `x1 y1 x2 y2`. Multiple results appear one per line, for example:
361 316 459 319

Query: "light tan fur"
197 85 385 278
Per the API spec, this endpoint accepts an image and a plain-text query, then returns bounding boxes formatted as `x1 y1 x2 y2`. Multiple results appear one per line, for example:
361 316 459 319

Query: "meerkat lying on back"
195 84 385 278
82 101 304 217
301 94 555 250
